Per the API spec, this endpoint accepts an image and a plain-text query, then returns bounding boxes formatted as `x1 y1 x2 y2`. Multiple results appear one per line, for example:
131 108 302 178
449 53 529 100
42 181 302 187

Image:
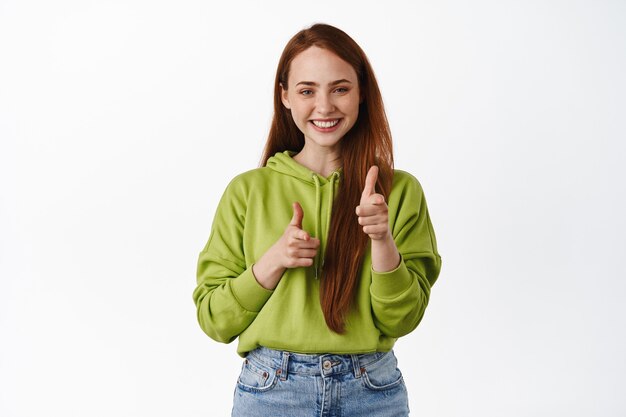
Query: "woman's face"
281 46 360 153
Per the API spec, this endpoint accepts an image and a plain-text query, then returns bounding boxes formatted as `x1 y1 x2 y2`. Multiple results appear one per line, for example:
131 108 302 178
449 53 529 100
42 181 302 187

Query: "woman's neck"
293 144 341 178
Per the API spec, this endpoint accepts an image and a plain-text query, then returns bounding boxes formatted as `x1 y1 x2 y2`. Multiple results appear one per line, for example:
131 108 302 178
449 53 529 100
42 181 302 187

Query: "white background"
1 1 625 416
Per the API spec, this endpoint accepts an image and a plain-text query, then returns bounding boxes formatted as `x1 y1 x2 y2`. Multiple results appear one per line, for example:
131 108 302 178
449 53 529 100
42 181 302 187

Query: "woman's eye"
334 87 348 93
300 89 313 96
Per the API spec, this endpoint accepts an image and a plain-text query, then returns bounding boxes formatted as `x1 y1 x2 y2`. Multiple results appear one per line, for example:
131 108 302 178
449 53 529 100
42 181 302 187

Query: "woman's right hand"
252 202 320 290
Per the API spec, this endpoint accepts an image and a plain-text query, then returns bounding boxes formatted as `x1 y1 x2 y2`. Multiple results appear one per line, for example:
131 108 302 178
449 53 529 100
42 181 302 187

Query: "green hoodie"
193 151 442 357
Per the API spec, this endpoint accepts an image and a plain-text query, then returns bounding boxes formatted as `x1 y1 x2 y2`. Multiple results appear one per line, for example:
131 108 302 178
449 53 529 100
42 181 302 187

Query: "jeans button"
323 360 332 370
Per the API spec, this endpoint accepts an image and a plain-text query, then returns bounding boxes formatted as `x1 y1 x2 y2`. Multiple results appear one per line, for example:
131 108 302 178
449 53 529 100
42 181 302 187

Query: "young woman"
193 23 442 416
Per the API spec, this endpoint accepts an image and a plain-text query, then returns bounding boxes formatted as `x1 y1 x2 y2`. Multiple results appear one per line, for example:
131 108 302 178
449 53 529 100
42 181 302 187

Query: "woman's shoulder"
228 166 272 185
392 169 424 194
387 169 432 214
219 166 272 191
212 167 274 209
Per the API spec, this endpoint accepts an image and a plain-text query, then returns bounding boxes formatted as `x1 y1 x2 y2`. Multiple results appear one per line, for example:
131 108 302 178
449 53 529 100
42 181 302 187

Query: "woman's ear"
280 83 291 109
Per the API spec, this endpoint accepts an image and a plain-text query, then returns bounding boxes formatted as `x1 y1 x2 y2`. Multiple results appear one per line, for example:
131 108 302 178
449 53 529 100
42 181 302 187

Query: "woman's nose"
315 93 335 115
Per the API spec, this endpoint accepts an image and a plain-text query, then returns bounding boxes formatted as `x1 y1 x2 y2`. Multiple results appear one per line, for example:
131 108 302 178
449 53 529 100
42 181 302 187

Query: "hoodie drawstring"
312 175 321 279
312 172 340 279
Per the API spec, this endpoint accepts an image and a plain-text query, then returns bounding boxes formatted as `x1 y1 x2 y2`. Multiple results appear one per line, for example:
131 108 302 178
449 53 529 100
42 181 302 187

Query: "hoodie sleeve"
192 177 274 344
369 172 442 338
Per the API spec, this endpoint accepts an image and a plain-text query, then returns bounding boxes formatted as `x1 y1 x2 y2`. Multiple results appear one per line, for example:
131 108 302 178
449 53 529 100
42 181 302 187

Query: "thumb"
361 165 379 203
290 202 304 228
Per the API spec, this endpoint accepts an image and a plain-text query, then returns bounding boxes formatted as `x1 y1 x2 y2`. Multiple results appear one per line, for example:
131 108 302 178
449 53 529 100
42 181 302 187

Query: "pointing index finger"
290 202 304 228
361 165 379 201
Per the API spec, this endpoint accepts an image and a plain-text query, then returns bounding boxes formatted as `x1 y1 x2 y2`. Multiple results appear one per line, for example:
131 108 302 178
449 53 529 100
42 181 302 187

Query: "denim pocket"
236 358 278 393
361 353 404 391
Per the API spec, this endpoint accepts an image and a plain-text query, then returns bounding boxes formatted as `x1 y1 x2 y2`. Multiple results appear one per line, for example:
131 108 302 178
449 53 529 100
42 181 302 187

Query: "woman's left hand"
356 166 391 241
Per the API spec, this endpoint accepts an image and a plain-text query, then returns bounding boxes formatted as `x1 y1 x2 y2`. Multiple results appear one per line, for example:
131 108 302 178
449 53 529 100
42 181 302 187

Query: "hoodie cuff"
230 266 274 312
370 255 414 299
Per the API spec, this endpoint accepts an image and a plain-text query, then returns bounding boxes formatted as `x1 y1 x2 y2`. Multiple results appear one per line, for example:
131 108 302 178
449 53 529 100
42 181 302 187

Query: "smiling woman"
193 23 442 416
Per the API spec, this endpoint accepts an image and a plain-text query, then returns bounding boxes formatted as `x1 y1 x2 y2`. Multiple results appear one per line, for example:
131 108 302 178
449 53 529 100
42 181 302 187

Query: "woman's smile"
310 118 342 131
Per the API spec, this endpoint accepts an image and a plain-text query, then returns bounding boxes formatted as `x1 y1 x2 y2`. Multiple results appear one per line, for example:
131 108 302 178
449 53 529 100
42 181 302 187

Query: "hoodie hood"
266 150 341 186
266 150 341 279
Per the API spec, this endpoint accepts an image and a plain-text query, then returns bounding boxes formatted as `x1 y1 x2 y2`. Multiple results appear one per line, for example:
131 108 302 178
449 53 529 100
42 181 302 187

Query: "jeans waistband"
245 346 392 381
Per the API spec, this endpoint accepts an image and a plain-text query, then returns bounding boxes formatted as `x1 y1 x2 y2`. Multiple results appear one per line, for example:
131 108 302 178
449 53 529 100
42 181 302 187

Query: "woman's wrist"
370 234 401 273
252 246 285 290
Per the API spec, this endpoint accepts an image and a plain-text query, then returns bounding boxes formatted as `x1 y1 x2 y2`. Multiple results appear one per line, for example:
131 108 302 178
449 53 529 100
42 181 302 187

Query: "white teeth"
312 119 339 128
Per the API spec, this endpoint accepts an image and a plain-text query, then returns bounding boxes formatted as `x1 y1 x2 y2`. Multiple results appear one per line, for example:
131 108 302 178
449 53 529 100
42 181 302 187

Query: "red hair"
261 23 394 333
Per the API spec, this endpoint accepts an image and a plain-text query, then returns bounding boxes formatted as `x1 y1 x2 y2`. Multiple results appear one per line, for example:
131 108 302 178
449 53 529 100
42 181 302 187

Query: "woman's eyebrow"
295 79 353 87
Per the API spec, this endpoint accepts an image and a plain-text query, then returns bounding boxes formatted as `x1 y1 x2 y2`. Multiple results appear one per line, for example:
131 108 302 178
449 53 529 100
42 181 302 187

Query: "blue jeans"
231 346 410 416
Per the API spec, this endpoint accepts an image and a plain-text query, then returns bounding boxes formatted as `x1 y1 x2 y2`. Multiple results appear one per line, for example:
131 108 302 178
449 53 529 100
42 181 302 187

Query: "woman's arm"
356 169 442 338
193 179 319 343
193 177 272 343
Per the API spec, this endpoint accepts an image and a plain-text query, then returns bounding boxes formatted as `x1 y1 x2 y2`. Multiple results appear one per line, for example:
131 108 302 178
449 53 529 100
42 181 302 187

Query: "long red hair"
261 23 394 333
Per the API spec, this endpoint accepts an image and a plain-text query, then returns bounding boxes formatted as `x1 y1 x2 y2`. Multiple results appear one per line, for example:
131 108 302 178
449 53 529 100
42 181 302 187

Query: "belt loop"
277 351 290 381
351 354 362 378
